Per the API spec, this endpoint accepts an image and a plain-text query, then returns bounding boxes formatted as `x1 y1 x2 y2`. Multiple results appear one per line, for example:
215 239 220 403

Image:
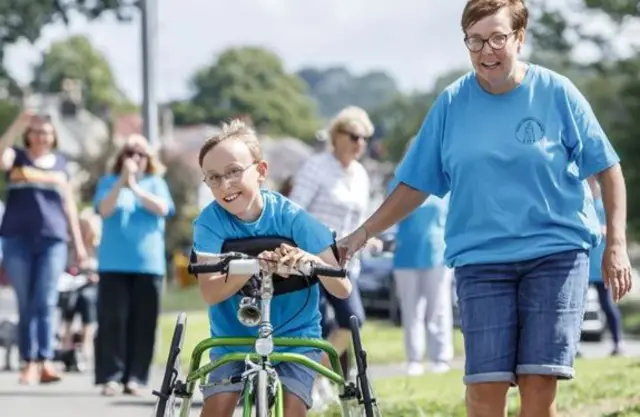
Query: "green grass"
155 310 464 367
316 357 640 417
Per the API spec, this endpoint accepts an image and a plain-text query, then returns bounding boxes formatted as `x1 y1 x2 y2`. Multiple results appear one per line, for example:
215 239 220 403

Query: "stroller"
55 267 98 372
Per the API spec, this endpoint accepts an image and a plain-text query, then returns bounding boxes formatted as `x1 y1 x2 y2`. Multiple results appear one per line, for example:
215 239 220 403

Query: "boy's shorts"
455 249 588 385
201 349 322 409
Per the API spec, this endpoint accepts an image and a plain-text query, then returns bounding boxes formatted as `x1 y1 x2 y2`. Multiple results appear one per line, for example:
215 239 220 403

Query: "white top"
198 182 215 211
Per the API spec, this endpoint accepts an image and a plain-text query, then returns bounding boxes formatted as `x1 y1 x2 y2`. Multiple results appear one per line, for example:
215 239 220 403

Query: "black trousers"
94 272 162 386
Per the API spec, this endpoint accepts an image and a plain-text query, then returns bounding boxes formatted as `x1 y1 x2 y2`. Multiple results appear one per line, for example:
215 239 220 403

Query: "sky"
3 0 473 103
3 0 636 104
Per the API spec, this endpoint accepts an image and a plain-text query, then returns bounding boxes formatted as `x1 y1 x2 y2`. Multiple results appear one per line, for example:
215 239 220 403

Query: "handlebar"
188 251 347 278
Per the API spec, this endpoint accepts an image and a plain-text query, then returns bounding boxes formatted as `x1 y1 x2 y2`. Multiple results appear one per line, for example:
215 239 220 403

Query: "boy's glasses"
204 162 257 188
464 31 516 52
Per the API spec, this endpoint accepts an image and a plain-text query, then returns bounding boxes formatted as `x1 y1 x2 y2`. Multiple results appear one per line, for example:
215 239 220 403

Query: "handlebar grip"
188 262 226 275
312 266 348 278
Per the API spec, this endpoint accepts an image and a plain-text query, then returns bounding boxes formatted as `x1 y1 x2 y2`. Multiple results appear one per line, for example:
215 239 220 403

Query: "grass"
316 357 640 417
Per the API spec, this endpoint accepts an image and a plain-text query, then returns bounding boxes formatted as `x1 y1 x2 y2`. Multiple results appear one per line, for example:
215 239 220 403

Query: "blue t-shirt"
395 64 619 267
589 198 606 282
0 147 69 241
193 189 335 358
93 174 175 275
388 178 448 269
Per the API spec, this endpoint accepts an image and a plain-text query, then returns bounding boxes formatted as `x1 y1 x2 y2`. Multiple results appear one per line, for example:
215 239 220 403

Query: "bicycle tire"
350 315 377 417
154 312 187 417
255 369 270 417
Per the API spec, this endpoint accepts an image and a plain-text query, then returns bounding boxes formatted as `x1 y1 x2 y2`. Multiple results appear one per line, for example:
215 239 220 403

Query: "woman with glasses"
0 110 87 385
93 134 175 396
337 1 631 416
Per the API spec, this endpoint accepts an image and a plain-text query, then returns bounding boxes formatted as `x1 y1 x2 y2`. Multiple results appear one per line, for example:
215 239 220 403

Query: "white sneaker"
431 361 451 374
406 362 425 376
315 377 338 404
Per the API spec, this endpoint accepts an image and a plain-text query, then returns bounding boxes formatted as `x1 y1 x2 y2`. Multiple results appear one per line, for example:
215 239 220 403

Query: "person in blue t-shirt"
93 134 175 396
388 175 453 377
587 177 624 356
193 120 351 417
337 1 632 416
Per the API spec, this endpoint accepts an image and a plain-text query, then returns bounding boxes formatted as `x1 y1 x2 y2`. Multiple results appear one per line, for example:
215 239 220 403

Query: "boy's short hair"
198 119 262 167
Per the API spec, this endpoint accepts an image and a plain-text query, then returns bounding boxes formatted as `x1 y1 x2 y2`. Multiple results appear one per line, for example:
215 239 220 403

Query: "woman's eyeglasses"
123 149 148 158
464 31 516 53
339 130 370 142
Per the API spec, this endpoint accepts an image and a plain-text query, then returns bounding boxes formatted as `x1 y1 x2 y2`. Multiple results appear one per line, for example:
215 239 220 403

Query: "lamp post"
140 0 158 146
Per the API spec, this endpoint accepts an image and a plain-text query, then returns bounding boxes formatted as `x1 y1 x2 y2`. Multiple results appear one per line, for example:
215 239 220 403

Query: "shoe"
406 362 425 376
611 344 626 357
431 362 451 374
101 381 120 396
39 361 62 384
123 381 143 396
18 362 38 385
315 377 337 405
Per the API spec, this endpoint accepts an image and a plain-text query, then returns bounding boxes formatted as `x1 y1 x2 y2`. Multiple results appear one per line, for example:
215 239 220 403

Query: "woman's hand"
602 242 633 302
337 226 369 266
121 158 138 187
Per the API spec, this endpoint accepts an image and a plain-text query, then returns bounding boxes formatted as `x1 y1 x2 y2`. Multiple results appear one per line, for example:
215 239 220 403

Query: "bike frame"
173 272 358 417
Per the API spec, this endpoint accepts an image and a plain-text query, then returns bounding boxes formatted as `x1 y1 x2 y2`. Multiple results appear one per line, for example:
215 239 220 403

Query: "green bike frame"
174 336 357 417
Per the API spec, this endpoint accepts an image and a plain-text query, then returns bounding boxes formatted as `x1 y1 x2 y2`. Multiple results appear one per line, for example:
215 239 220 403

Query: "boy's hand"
258 250 279 275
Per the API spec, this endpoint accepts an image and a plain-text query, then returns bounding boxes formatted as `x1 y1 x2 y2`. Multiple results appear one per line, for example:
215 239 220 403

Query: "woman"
93 134 175 396
0 110 87 385
288 106 373 401
338 1 632 416
388 175 453 376
587 177 625 356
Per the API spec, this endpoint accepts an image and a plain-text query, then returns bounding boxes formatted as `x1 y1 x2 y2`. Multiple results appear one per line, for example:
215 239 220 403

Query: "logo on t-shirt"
515 117 545 144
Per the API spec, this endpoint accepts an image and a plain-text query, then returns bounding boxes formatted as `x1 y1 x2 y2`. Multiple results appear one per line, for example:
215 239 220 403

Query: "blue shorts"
455 249 588 385
201 349 322 409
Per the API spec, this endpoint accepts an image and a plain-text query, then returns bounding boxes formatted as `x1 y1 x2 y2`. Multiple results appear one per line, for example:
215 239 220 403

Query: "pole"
140 0 158 146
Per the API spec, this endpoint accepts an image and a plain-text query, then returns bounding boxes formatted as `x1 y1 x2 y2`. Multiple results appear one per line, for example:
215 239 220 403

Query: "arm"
314 247 352 299
61 181 87 262
361 183 428 236
196 254 253 305
131 183 170 216
0 111 32 171
97 177 126 218
597 165 626 247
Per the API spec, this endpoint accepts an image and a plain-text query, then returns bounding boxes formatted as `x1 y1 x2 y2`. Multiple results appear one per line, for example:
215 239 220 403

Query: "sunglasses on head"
339 129 370 142
123 148 147 158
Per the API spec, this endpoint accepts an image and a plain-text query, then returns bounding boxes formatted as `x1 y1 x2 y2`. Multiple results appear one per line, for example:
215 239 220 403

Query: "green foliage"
31 34 135 116
297 66 399 119
171 47 321 141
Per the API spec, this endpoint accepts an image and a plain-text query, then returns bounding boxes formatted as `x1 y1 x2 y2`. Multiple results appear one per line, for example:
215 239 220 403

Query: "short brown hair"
198 119 262 168
461 0 529 32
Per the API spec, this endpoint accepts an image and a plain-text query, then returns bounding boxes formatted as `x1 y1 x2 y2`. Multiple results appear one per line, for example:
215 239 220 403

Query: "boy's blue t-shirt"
387 178 448 269
589 198 606 282
193 189 335 358
93 174 175 276
395 64 619 267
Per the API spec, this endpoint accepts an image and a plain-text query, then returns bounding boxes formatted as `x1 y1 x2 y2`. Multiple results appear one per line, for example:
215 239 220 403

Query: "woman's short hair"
111 134 166 176
22 116 59 149
461 0 529 32
328 106 375 142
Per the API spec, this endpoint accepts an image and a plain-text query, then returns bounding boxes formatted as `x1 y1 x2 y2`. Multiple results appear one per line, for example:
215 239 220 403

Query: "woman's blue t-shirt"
93 174 175 276
192 189 335 358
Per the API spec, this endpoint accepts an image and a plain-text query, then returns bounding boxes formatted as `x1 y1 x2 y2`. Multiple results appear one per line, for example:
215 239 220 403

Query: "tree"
32 35 135 116
171 47 320 141
0 0 136 63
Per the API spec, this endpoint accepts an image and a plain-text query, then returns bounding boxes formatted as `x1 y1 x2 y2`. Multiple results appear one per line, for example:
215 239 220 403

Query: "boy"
193 120 352 417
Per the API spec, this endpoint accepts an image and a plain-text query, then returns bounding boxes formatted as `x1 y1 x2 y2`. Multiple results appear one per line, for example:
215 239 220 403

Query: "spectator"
289 106 377 402
338 1 631 416
93 134 175 396
0 110 87 385
587 176 625 356
388 175 453 376
60 208 101 362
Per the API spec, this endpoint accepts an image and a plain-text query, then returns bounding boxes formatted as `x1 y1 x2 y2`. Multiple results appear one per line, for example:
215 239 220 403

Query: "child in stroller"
55 208 101 372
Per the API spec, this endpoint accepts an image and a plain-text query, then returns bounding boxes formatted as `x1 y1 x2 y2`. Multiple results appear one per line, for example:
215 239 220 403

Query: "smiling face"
25 119 56 155
201 138 268 222
464 7 525 93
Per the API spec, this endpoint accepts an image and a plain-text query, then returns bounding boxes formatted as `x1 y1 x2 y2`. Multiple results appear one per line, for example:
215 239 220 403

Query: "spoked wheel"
350 315 380 417
153 312 187 417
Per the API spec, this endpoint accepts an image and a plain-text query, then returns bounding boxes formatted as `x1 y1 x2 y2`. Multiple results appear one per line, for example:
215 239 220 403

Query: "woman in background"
94 134 175 396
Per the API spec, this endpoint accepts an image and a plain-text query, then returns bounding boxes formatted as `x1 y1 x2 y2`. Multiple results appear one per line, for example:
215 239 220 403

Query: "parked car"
357 232 606 342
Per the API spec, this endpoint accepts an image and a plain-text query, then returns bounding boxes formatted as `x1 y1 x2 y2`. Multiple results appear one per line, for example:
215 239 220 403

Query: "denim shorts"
455 249 589 385
201 349 322 409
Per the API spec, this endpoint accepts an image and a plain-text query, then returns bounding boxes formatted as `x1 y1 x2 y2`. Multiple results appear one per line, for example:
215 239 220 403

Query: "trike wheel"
153 312 187 417
350 315 380 417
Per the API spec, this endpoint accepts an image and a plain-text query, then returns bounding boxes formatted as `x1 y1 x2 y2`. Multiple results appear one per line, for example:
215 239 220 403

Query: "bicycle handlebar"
188 251 347 278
